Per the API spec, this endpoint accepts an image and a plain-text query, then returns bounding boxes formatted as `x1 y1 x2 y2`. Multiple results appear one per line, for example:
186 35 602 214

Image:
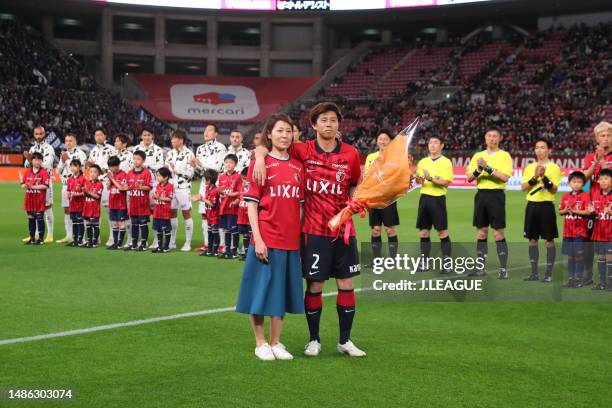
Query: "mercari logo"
170 84 260 120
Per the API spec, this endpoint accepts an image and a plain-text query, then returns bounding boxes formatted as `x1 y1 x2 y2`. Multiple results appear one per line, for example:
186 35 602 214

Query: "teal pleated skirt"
236 246 305 317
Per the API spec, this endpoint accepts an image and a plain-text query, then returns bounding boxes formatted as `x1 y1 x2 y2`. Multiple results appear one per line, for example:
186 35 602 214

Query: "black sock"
207 228 214 252
496 239 508 271
576 257 585 280
304 291 322 342
140 223 149 246
28 218 36 240
441 236 452 260
477 239 488 271
36 216 45 240
112 228 119 244
131 222 139 246
545 244 555 277
420 237 431 259
597 259 606 285
243 232 251 255
212 228 220 253
163 229 171 250
157 229 164 249
232 229 239 255
118 228 126 246
78 222 84 243
224 229 231 253
86 224 93 243
583 243 594 279
529 244 539 275
371 235 382 259
567 258 576 280
72 221 79 242
388 235 398 258
337 289 356 345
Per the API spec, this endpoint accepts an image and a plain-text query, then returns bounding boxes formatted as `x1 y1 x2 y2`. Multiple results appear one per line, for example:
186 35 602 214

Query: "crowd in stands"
296 22 611 156
0 19 171 151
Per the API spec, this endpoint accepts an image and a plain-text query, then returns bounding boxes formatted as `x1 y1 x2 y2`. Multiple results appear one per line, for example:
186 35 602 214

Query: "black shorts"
594 241 612 256
237 224 251 234
562 237 585 257
369 201 400 227
219 215 237 230
473 189 506 229
70 212 83 223
84 217 99 223
416 194 448 231
153 218 171 231
27 211 44 219
523 201 558 241
301 233 360 281
109 209 128 222
130 215 150 224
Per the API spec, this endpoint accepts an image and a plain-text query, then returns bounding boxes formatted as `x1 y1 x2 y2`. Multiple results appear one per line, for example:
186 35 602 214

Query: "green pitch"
1 182 611 408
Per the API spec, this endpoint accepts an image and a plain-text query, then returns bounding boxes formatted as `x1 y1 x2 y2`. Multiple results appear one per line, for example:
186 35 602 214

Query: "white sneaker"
270 343 293 360
169 243 177 250
337 340 366 357
180 242 191 252
106 239 114 247
304 340 321 357
254 343 276 361
149 242 158 249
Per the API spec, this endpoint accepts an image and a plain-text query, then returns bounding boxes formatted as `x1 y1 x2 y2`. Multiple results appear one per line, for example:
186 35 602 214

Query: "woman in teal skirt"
236 113 305 361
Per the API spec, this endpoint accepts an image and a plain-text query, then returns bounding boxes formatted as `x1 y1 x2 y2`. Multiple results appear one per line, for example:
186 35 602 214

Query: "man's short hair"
65 133 78 143
94 127 106 135
206 123 219 133
594 121 612 135
309 102 343 125
171 128 188 141
485 125 503 136
535 137 552 149
600 168 612 179
114 133 130 146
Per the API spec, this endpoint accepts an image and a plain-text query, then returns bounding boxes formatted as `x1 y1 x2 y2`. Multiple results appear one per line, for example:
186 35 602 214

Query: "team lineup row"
18 104 612 360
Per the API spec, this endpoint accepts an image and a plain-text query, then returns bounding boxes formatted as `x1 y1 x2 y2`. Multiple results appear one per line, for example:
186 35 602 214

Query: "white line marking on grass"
0 261 562 347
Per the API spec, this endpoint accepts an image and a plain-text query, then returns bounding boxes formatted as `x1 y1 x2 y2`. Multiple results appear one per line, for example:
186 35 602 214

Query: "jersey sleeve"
288 142 307 163
43 146 56 170
442 158 454 182
467 152 479 173
167 185 174 200
522 163 534 184
95 181 103 195
244 162 262 202
499 152 513 176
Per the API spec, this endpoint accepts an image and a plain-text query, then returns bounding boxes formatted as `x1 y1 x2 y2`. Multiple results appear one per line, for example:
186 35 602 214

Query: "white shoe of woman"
270 343 293 360
254 343 276 361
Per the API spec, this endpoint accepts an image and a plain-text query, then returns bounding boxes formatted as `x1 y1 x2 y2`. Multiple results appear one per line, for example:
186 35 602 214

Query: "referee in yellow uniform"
466 126 513 279
415 135 454 273
521 138 562 283
365 130 400 259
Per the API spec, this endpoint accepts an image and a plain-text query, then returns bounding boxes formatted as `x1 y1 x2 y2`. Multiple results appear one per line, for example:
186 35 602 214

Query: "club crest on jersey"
293 172 301 183
243 181 250 192
336 171 345 183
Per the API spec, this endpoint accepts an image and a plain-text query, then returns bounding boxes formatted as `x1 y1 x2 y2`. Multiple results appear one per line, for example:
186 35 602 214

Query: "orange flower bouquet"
329 118 419 238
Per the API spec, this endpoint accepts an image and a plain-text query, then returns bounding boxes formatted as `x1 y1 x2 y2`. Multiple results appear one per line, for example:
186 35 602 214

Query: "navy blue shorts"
562 237 585 257
27 211 44 219
84 217 99 223
109 209 128 222
219 214 237 230
70 212 83 223
153 218 171 231
130 215 150 224
238 224 251 234
594 241 611 256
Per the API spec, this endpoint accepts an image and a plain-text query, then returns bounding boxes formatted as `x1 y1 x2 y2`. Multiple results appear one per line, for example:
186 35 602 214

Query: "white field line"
0 261 560 347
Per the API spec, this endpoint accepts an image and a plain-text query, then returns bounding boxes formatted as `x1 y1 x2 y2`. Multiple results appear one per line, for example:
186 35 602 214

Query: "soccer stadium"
0 0 611 406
